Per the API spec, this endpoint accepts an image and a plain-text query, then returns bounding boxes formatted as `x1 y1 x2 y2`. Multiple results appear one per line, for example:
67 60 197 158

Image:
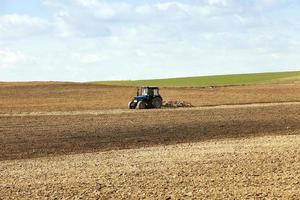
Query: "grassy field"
92 71 300 87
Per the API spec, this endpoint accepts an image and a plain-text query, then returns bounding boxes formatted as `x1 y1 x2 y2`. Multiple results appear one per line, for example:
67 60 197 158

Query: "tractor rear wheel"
137 101 146 109
152 97 162 109
128 101 136 109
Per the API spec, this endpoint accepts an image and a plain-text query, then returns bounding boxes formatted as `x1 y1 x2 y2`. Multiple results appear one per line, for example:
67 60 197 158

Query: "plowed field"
0 82 300 199
1 82 300 113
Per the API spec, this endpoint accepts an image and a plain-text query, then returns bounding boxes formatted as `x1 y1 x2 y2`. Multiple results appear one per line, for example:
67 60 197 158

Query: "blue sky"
0 0 299 81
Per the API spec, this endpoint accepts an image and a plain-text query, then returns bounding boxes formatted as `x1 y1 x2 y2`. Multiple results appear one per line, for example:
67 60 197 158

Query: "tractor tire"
128 101 136 109
152 97 162 109
137 101 146 109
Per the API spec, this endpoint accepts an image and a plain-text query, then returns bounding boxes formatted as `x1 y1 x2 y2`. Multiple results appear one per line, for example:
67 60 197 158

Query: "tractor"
128 87 163 109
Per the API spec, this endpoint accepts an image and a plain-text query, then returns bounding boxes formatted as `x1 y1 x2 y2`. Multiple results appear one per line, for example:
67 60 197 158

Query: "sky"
0 0 300 81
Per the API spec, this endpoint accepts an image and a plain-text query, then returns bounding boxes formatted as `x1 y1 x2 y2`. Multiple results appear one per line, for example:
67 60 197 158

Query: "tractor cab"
137 87 159 97
128 87 163 109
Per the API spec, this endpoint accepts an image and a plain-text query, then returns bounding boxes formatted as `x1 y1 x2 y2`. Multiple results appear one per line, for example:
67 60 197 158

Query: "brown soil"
1 82 300 113
1 133 300 199
1 82 300 199
1 103 300 161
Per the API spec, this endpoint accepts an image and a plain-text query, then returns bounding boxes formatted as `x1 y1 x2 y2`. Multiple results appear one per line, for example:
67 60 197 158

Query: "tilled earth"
1 103 300 161
1 82 300 113
1 83 300 199
1 134 300 199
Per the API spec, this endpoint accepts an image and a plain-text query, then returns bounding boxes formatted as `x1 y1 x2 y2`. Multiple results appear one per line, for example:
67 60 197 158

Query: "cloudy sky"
0 0 299 81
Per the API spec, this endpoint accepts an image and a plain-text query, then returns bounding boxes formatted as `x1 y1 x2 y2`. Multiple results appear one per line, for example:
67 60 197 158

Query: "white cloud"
43 0 283 40
0 49 27 69
261 0 281 6
207 0 229 7
1 0 300 81
71 52 109 64
154 2 189 11
0 14 50 39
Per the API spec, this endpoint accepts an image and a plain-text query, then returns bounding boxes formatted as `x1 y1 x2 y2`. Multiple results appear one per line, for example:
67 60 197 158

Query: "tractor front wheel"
128 101 136 109
137 101 146 109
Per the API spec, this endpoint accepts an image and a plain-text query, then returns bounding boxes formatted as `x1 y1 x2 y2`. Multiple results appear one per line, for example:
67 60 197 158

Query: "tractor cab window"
141 88 148 96
138 87 159 96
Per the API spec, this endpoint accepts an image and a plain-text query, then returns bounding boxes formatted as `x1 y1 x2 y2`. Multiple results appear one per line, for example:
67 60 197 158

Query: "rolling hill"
92 71 300 87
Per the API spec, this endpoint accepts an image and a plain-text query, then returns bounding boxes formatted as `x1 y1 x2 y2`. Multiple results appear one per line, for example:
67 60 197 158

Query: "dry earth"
1 103 300 161
1 133 300 199
1 82 300 199
1 82 300 113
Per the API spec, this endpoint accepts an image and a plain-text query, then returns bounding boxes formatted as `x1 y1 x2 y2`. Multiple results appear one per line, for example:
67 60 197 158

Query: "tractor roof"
140 86 159 89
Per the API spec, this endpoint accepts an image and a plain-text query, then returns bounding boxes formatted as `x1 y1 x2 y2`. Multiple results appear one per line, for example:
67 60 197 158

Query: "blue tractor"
128 87 163 109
